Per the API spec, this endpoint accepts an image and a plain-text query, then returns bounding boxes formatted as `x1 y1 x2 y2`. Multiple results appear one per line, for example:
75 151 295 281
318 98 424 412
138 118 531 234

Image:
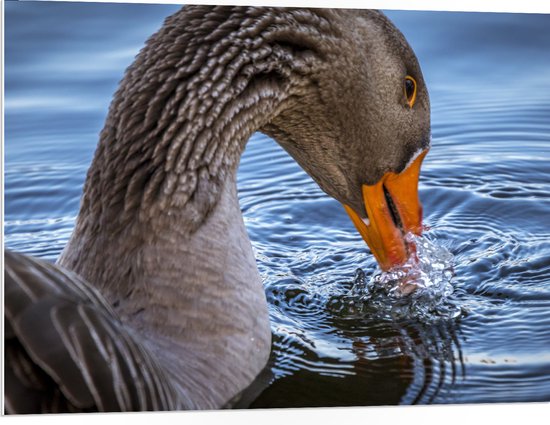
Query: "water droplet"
327 232 461 323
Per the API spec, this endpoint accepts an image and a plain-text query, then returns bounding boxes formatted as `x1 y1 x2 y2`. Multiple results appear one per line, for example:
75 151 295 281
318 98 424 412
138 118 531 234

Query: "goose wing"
4 250 180 413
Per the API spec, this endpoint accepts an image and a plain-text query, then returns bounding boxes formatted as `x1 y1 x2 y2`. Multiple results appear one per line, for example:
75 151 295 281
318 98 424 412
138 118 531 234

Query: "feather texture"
4 251 180 413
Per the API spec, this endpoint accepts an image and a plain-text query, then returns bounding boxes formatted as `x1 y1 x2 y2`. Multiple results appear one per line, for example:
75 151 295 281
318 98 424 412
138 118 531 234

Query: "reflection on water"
253 297 466 407
5 2 550 406
254 232 466 406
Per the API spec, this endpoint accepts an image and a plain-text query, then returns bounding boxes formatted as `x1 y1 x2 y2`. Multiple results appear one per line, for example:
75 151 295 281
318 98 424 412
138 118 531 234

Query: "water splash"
328 234 462 322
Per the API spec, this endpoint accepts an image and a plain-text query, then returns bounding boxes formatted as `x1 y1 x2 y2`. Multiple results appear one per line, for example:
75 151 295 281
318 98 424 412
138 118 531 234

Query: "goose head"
260 9 431 270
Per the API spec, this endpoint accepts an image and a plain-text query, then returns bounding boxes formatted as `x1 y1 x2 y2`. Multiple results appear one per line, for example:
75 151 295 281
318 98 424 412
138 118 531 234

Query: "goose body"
4 6 430 413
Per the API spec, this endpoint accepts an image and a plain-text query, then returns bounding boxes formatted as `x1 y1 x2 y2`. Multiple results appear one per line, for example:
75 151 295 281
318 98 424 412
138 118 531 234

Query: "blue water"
5 1 550 406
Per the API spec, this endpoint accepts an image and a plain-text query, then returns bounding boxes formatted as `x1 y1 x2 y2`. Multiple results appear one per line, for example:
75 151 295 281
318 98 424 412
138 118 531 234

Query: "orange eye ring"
404 75 417 108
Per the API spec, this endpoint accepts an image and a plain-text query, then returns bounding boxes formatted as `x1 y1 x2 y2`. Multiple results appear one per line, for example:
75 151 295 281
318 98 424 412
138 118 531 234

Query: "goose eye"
404 76 417 108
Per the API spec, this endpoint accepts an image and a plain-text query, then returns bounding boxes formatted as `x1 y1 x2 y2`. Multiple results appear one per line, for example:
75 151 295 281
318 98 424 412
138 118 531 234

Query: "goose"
4 5 430 413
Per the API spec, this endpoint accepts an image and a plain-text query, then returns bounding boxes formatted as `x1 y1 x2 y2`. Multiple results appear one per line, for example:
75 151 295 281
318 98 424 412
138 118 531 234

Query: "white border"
1 403 550 424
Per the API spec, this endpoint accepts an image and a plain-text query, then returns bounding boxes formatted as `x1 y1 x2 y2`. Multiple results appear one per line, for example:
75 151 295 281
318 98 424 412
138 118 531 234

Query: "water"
327 234 459 323
5 1 550 406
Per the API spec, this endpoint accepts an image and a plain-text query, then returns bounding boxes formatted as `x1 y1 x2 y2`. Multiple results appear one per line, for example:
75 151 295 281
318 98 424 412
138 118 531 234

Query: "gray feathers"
5 251 180 413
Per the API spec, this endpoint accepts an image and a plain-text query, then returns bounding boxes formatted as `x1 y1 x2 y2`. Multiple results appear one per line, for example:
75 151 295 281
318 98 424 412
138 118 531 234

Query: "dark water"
5 1 550 407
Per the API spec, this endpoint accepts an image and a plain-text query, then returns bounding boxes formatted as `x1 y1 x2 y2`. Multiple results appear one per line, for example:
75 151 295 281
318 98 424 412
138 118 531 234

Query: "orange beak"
344 149 428 271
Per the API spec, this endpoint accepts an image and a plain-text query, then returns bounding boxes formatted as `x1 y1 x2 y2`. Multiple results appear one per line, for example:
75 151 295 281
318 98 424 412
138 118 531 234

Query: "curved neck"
75 7 332 238
59 6 335 297
57 7 336 408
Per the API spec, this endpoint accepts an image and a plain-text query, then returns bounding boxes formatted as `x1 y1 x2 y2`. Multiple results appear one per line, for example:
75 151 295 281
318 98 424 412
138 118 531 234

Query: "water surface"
5 1 550 406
